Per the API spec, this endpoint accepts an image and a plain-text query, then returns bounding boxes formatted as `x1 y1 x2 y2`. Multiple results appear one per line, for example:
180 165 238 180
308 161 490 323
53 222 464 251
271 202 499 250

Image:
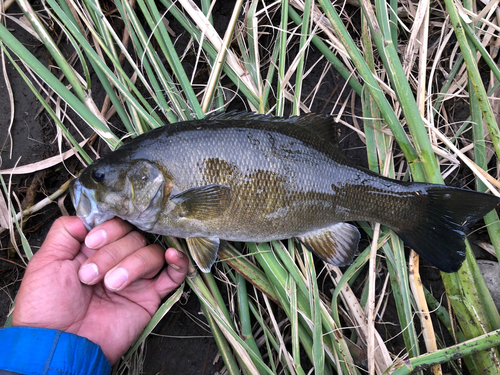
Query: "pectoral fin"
171 185 231 219
186 237 220 273
296 223 360 267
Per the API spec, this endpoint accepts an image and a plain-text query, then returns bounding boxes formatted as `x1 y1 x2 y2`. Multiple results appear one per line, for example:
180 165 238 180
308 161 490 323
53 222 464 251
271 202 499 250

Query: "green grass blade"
200 303 241 375
2 46 92 164
187 272 274 375
360 23 419 359
201 0 225 112
45 0 165 130
303 249 325 374
158 0 260 108
0 23 120 148
256 242 357 373
461 20 500 87
286 240 304 373
275 0 288 116
17 0 87 102
292 0 312 115
369 0 441 183
385 235 420 359
0 174 32 261
54 0 136 134
392 329 500 375
139 0 203 119
443 0 500 161
217 244 279 303
466 20 500 264
288 6 362 97
316 0 425 181
236 274 266 373
118 0 185 124
442 246 500 370
200 0 243 113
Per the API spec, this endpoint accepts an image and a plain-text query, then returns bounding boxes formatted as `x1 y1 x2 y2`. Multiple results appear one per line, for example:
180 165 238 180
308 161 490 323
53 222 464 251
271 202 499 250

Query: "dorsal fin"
204 111 335 137
203 111 347 163
206 110 340 145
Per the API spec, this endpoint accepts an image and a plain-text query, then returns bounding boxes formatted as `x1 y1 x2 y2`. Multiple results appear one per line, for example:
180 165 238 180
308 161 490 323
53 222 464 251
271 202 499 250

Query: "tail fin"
394 186 499 273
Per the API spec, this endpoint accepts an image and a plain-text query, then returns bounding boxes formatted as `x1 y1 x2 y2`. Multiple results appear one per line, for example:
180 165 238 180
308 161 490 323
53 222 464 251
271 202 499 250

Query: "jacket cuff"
0 327 111 375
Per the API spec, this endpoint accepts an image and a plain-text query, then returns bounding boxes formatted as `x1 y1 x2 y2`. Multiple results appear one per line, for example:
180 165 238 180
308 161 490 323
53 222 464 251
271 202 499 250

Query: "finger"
155 248 189 298
84 218 133 250
103 244 165 291
78 231 147 285
33 217 88 264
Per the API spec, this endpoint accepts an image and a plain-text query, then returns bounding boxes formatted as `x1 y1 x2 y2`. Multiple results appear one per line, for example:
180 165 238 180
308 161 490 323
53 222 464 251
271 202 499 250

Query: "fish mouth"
70 179 115 230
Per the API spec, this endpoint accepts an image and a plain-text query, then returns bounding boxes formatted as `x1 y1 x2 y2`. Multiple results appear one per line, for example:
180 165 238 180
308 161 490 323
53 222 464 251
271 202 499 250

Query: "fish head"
70 158 170 231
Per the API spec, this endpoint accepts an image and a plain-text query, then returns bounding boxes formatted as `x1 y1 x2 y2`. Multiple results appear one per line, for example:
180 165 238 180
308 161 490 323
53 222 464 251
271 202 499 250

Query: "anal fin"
186 237 220 273
296 223 360 267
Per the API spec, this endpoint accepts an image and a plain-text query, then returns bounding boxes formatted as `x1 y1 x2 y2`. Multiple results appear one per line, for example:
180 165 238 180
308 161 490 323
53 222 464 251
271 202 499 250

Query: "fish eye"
91 168 105 183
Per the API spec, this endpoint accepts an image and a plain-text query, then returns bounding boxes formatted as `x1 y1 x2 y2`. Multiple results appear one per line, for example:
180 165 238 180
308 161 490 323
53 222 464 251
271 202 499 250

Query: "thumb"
32 216 88 265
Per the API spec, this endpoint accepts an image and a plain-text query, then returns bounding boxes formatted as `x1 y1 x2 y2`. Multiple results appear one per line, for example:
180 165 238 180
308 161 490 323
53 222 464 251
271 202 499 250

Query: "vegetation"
1 0 500 373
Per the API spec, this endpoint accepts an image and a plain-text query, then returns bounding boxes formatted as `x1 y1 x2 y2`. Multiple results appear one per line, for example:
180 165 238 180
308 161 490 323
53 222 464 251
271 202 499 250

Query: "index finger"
84 218 133 250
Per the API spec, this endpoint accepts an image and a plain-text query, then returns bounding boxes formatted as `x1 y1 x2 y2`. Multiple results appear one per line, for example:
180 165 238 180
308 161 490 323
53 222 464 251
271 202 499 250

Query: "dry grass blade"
290 0 351 65
201 0 244 112
262 294 297 373
0 186 10 230
427 122 500 195
0 171 30 263
402 0 429 76
0 179 71 235
366 223 381 375
409 253 440 375
177 0 259 98
459 3 500 32
281 25 320 104
0 139 89 175
328 264 393 373
190 279 263 374
0 42 14 160
410 3 441 373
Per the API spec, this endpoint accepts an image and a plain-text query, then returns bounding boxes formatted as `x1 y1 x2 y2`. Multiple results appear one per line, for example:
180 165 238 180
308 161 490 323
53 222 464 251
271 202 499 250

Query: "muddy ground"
0 1 497 374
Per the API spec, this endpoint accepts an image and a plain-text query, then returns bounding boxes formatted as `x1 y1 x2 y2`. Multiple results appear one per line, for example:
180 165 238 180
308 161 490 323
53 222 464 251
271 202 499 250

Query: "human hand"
12 216 188 363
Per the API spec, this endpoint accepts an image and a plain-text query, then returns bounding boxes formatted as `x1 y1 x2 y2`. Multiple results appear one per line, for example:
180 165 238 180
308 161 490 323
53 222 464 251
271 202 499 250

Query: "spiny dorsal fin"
187 237 220 273
204 111 336 138
170 185 231 220
296 222 360 267
204 111 344 161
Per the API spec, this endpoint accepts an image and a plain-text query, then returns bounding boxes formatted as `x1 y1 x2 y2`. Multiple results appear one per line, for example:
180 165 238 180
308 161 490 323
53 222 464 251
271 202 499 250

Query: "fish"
69 112 499 273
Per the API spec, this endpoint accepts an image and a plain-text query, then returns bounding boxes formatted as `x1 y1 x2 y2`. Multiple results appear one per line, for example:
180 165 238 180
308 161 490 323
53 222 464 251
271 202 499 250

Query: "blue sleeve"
0 327 111 375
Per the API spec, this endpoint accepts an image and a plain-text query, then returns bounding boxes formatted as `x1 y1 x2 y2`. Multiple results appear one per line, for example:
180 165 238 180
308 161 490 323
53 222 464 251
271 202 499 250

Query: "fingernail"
85 230 106 249
175 249 184 258
105 267 128 291
79 263 99 284
171 263 181 270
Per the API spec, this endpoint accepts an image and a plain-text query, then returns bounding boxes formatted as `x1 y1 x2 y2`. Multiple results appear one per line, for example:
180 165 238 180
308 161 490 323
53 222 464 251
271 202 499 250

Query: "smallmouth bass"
70 112 499 273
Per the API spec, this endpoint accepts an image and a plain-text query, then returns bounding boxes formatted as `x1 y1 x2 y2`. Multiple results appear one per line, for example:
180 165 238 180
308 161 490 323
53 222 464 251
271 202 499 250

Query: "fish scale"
70 112 500 273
